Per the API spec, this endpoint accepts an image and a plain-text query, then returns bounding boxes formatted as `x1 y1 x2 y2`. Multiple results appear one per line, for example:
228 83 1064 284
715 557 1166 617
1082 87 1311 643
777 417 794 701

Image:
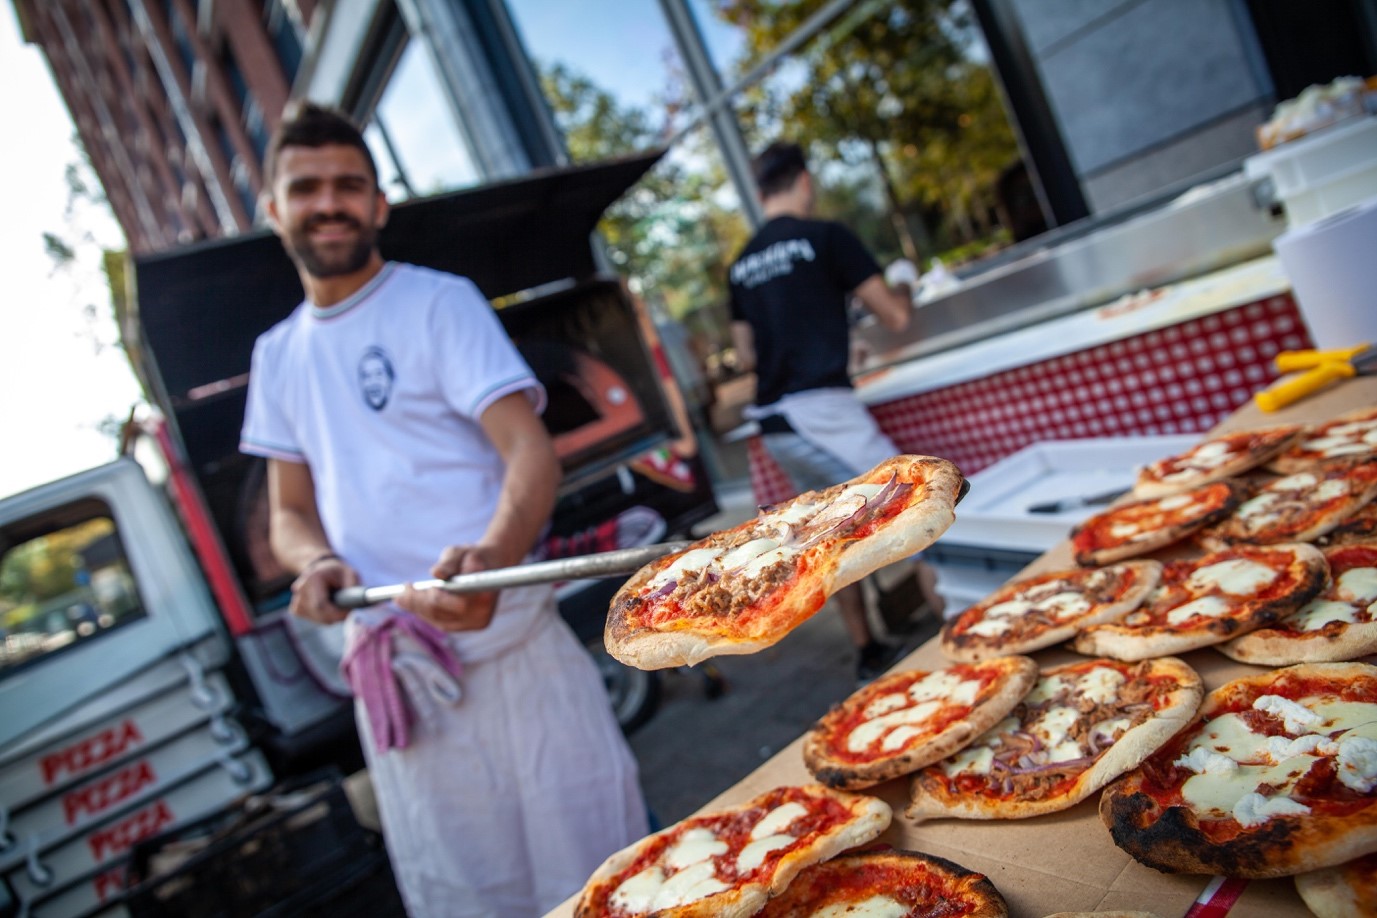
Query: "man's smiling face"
268 144 388 279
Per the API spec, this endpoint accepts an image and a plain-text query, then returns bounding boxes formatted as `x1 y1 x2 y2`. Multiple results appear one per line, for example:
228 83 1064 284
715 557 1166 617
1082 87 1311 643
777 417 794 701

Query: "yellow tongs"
1255 342 1376 412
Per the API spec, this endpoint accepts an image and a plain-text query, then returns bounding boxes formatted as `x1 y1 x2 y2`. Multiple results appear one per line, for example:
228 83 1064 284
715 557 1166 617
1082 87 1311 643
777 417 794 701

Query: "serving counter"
547 374 1376 918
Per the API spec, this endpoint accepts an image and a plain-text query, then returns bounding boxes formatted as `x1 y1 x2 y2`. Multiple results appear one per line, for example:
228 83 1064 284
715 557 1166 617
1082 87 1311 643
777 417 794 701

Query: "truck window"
0 498 147 677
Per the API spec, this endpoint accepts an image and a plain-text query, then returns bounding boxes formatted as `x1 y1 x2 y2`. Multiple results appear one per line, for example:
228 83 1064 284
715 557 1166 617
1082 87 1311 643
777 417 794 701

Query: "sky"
1 8 143 499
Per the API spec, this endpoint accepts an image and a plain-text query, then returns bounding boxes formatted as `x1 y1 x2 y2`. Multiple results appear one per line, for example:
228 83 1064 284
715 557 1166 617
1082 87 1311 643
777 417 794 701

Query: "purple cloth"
341 614 464 753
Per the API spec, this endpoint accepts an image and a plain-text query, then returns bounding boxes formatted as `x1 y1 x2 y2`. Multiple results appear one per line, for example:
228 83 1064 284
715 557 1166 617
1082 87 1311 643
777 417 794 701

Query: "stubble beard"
286 214 379 279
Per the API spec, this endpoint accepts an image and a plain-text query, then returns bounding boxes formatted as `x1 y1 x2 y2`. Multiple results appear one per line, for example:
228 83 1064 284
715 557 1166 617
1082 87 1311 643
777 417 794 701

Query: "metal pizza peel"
332 473 972 610
332 541 694 609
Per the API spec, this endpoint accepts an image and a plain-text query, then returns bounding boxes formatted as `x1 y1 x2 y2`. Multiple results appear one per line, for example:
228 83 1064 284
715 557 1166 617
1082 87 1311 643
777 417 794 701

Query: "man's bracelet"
302 552 340 572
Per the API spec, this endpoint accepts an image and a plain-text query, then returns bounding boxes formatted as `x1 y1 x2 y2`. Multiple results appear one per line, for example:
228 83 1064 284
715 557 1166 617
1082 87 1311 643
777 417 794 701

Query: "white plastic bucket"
1272 195 1377 349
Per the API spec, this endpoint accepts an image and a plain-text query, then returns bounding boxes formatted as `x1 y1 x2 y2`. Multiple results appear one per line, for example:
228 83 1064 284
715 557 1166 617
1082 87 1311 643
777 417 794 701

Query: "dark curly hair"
265 101 378 186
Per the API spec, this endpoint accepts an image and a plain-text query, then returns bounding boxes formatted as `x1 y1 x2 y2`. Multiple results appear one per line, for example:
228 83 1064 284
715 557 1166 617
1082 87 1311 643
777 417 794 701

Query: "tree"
539 61 749 359
709 0 1020 261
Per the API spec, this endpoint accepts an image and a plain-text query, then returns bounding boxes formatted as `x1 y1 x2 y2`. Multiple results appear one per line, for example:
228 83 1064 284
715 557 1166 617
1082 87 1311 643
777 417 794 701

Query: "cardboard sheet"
546 376 1377 918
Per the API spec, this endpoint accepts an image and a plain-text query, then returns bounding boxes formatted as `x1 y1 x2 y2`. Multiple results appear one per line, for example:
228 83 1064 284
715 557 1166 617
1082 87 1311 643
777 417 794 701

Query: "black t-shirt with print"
727 215 881 407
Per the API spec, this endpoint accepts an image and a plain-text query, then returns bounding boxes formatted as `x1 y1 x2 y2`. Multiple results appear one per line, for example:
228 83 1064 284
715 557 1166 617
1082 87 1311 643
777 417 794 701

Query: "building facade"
14 0 1374 263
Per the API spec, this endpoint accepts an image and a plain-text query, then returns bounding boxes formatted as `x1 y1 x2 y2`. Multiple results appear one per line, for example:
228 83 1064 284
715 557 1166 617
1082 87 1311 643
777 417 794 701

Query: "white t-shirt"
240 262 545 596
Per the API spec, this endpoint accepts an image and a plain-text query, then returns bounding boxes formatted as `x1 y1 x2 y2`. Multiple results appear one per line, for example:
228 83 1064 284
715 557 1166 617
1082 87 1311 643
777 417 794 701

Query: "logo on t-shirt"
359 346 395 410
730 238 816 289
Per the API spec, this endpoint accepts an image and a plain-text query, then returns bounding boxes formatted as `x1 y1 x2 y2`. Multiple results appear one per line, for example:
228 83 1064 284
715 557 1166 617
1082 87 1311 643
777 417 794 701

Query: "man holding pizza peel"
239 103 647 917
728 140 945 683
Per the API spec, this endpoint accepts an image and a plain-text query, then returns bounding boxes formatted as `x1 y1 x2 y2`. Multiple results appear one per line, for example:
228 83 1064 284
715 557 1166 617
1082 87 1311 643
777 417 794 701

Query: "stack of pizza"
924 407 1377 907
581 406 1377 914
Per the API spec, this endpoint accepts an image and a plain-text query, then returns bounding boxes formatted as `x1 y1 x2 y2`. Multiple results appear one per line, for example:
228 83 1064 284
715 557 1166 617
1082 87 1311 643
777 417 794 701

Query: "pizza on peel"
1100 662 1377 879
1070 481 1244 565
940 562 1160 663
754 848 1008 918
906 657 1202 822
573 784 890 918
803 656 1039 790
1133 424 1304 498
1072 543 1328 662
605 455 964 670
1218 542 1377 666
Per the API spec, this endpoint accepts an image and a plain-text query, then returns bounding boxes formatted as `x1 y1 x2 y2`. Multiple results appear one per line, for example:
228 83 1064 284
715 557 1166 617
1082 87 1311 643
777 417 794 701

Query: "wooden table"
547 376 1376 918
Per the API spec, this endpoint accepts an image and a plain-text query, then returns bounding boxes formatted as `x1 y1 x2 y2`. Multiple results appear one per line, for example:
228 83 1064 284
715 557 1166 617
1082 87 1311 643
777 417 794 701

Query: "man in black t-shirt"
728 141 941 682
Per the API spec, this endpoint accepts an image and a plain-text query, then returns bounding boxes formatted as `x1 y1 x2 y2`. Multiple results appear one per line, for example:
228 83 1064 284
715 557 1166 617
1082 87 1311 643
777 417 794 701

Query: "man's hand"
290 557 358 625
396 544 502 632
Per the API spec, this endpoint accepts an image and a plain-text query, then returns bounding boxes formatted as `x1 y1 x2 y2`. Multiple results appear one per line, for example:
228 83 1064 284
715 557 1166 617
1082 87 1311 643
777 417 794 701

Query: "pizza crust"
605 455 964 670
802 656 1039 790
574 785 891 918
907 657 1203 822
940 562 1161 663
1099 662 1377 878
1294 852 1377 918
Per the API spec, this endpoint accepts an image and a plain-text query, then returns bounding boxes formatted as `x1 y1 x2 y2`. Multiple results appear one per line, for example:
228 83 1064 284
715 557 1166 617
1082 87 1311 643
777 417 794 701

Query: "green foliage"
539 62 748 355
709 0 1020 258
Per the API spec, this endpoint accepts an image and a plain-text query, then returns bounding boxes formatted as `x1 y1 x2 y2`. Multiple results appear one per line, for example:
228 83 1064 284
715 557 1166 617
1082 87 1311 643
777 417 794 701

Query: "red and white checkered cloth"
749 294 1312 505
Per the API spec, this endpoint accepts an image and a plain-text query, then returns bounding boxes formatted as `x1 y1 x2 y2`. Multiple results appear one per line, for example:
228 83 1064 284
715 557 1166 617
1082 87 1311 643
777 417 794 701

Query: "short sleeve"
240 332 305 462
826 222 883 292
431 277 545 419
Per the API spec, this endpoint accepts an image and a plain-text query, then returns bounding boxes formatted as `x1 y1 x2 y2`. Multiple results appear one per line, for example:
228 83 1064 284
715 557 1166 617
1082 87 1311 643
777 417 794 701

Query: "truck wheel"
588 642 660 734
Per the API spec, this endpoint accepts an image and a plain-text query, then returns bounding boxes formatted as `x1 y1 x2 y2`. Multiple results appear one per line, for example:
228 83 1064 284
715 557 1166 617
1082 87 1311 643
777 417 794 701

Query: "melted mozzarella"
1038 591 1093 620
1254 695 1322 733
863 692 910 720
610 867 667 912
1237 492 1282 520
846 701 941 753
665 828 727 869
941 744 995 777
1176 746 1240 775
966 616 1014 637
1183 755 1320 817
1314 479 1351 502
815 896 909 918
1337 567 1377 604
1092 717 1131 745
983 599 1034 619
909 670 981 706
717 538 780 570
1031 706 1080 749
736 834 795 874
1110 521 1141 539
1188 559 1279 596
1291 599 1361 631
739 546 792 579
1233 792 1311 827
651 548 721 587
1166 595 1232 625
1024 674 1072 705
751 802 807 839
655 861 729 908
1272 473 1319 492
1260 734 1335 763
1337 735 1377 793
1079 667 1126 705
1157 493 1195 511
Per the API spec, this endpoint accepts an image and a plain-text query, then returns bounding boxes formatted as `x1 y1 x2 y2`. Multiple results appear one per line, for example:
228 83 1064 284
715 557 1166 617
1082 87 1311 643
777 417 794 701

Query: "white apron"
347 584 647 918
